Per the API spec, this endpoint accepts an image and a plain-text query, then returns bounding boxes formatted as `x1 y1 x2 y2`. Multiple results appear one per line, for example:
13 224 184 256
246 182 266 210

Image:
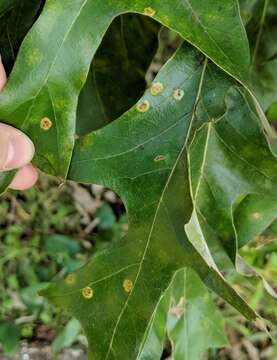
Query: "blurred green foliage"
0 174 276 358
0 176 127 355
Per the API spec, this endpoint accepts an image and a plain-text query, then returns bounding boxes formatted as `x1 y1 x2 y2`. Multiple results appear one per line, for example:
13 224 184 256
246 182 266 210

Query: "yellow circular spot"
136 100 150 113
82 286 93 299
26 48 42 66
65 274 76 286
252 212 261 220
173 89 184 101
40 117 52 131
150 82 164 96
55 99 67 110
144 7 156 17
123 279 133 293
154 155 166 162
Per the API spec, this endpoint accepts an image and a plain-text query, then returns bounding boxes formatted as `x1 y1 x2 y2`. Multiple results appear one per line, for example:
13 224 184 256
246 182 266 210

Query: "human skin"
0 57 38 190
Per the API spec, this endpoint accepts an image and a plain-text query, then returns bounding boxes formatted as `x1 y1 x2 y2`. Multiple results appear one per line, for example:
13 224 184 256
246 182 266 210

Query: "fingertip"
9 164 39 190
0 56 7 90
0 123 35 171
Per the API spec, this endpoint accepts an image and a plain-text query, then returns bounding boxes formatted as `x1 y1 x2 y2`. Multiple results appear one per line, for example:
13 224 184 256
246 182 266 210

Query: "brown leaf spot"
154 155 167 162
144 7 156 17
136 100 150 113
173 89 184 101
170 297 186 318
82 286 93 299
150 82 164 96
123 279 133 293
40 117 52 131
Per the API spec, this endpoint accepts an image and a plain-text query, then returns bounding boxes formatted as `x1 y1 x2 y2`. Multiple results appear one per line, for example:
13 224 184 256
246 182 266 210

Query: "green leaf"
0 321 21 355
0 171 15 195
140 268 227 360
236 255 277 300
240 0 277 111
77 14 160 135
52 318 82 353
0 0 250 179
96 204 116 231
168 269 227 359
21 283 49 310
138 283 170 360
0 0 44 74
1 2 275 357
267 101 277 121
41 43 258 359
235 194 277 247
189 88 277 262
44 234 81 256
0 0 16 16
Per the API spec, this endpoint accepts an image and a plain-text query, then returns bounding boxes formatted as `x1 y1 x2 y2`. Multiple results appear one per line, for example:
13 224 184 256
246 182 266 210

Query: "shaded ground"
0 342 86 360
0 174 276 359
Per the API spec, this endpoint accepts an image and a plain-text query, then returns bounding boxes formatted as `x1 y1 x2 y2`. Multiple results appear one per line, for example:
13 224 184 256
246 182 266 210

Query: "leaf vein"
104 58 208 359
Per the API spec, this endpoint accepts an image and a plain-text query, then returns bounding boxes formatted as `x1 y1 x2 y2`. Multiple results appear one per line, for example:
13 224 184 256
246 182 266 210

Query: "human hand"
0 57 38 190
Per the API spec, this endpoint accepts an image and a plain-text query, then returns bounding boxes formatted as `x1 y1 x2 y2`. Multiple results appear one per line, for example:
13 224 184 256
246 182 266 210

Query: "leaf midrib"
104 58 208 360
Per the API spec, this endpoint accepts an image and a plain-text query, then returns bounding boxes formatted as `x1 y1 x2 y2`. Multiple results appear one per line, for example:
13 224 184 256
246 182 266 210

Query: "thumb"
0 58 35 171
0 55 7 90
0 123 35 171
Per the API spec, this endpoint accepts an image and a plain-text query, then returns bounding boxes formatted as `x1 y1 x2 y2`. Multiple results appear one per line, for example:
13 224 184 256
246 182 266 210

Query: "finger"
9 164 39 190
0 56 7 90
0 123 35 171
0 58 35 171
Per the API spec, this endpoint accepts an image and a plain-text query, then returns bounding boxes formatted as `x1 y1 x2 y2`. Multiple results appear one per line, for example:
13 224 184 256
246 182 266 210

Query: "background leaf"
52 318 81 354
167 269 228 360
0 321 21 355
0 0 44 74
235 195 277 248
140 268 227 360
240 0 277 112
76 14 160 135
189 87 277 262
